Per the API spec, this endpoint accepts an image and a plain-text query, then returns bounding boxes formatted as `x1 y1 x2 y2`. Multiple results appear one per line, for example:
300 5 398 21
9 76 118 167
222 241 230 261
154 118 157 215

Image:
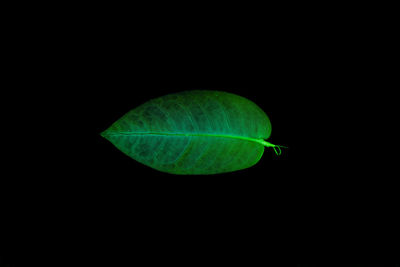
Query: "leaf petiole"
259 140 288 156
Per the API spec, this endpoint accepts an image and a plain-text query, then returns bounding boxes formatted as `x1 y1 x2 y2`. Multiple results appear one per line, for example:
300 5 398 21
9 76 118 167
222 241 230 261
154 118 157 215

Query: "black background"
2 3 398 267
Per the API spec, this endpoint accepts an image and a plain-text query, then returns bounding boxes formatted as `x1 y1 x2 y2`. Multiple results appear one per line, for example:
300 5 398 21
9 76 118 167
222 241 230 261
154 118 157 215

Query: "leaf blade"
102 90 274 174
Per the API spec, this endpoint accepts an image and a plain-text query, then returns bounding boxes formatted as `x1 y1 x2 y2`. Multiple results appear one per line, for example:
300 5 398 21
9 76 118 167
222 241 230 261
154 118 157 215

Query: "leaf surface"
101 90 279 175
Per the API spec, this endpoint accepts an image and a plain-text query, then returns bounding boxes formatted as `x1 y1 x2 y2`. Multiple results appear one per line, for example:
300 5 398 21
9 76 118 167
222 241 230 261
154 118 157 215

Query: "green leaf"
101 90 286 175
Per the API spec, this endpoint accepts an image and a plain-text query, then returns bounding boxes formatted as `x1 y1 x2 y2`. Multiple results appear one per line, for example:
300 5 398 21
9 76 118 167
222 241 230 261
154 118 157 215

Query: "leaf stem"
259 140 288 156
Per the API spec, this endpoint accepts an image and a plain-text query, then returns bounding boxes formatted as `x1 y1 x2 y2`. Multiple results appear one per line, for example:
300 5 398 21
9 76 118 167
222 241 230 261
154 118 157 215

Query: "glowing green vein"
101 131 286 155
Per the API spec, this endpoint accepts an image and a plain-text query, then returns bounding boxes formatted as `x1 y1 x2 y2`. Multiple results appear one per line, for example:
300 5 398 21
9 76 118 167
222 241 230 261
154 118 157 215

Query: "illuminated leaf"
101 90 286 175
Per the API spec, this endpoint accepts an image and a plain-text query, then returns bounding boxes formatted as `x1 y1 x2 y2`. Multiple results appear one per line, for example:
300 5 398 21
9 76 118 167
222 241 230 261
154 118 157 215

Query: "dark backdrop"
3 3 397 267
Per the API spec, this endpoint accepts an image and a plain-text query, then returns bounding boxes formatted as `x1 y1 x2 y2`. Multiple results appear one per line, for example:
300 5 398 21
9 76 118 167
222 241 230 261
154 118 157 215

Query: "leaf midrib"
102 131 270 147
